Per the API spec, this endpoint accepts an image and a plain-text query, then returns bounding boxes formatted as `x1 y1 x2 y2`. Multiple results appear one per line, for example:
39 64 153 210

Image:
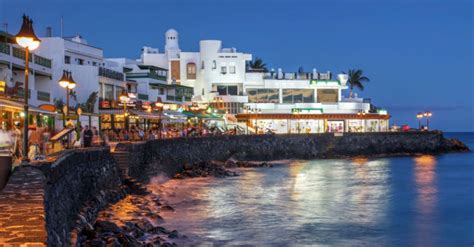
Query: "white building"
0 31 56 130
34 33 131 129
133 28 389 133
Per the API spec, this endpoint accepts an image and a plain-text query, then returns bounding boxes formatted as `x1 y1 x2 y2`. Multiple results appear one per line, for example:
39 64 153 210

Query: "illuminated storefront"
237 113 390 134
0 99 55 131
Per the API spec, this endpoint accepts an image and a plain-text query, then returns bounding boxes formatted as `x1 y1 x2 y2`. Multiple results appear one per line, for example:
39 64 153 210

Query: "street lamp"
15 14 40 163
58 70 76 126
416 112 423 129
119 91 129 131
423 111 432 130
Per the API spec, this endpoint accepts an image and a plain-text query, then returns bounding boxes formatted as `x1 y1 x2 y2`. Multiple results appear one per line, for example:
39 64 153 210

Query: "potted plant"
0 131 13 191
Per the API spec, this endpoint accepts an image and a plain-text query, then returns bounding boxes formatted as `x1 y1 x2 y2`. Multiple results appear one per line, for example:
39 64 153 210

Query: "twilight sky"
1 0 473 131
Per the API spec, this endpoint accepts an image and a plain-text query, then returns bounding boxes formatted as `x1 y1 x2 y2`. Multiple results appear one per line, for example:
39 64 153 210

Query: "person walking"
83 125 93 147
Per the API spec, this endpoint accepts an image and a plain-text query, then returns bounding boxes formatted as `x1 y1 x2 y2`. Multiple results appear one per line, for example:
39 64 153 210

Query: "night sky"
1 0 473 131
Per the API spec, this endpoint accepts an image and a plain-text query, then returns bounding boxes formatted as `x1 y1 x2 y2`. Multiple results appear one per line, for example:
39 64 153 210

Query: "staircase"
111 151 129 178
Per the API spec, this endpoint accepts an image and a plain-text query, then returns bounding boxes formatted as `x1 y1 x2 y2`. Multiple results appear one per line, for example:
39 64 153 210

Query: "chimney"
45 27 52 37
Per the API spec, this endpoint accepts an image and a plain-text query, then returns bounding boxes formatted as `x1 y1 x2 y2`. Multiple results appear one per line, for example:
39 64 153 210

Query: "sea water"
157 133 474 246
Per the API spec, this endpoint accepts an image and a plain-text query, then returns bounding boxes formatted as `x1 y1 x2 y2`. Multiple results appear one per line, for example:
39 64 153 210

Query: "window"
92 61 97 66
115 87 125 101
247 89 279 103
220 66 227 74
317 89 338 103
78 58 84 65
283 89 314 104
217 85 238 95
212 60 216 70
159 88 165 95
186 63 196 79
229 66 236 74
201 61 205 69
65 56 71 64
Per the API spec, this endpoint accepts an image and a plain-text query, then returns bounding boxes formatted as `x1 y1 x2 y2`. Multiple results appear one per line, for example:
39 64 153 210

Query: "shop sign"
100 100 111 109
292 108 323 114
38 104 56 112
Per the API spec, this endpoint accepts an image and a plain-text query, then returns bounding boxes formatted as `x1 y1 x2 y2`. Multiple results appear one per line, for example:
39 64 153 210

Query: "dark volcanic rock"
173 161 239 179
440 137 470 153
94 220 122 234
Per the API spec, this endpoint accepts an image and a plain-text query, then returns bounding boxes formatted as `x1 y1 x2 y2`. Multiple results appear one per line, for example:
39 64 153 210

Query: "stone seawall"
115 131 468 182
0 131 468 246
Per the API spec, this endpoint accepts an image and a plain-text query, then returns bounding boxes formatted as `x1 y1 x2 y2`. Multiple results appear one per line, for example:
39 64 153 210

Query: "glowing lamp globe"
67 72 77 89
15 15 41 50
58 71 70 88
119 91 129 102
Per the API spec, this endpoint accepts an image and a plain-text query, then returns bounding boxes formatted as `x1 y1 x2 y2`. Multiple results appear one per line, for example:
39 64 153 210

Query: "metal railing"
0 43 10 55
99 67 124 81
34 55 52 68
12 47 32 62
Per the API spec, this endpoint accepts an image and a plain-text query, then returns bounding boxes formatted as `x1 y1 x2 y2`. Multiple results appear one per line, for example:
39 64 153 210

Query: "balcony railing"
34 55 52 68
0 43 10 55
12 47 32 62
148 71 167 81
37 91 50 102
99 67 124 81
166 95 176 101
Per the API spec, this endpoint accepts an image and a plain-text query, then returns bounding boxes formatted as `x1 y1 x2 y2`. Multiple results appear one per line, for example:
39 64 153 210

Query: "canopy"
0 98 57 115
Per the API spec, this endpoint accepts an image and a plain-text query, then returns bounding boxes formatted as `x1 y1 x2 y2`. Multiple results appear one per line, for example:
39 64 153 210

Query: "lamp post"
416 112 423 130
423 111 432 130
58 70 76 126
155 97 164 139
119 91 129 131
15 14 40 163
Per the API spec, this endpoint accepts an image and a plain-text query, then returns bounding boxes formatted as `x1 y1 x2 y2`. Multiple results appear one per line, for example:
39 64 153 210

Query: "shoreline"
77 147 471 246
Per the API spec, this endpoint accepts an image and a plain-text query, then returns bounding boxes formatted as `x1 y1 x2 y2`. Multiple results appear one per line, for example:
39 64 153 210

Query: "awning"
130 110 163 120
0 98 57 115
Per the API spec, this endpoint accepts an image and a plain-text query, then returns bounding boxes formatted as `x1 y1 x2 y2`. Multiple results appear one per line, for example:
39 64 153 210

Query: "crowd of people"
0 120 242 164
101 124 239 142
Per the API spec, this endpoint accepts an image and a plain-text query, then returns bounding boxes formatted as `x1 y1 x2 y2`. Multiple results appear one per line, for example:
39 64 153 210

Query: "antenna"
60 16 64 37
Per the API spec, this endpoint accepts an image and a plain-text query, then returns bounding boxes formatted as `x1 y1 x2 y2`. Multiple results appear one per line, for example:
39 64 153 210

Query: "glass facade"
317 89 338 103
247 89 279 103
282 89 314 104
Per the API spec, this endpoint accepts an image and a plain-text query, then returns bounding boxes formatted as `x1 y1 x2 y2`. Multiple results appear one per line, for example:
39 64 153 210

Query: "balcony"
149 71 167 81
126 72 167 82
34 55 52 68
0 43 10 55
12 47 32 62
99 67 124 81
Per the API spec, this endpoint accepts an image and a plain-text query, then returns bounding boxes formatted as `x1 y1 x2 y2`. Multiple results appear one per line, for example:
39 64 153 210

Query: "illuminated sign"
292 108 323 114
309 80 340 86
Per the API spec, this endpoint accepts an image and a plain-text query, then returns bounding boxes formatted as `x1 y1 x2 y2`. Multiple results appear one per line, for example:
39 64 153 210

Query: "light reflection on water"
156 151 474 246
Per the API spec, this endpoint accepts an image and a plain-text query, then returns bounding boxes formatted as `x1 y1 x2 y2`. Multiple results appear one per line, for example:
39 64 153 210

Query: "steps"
111 151 129 178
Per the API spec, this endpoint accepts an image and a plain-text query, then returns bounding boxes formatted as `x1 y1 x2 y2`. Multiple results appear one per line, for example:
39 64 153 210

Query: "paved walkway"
0 166 47 246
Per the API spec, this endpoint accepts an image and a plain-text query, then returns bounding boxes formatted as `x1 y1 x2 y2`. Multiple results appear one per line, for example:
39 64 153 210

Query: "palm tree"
345 69 370 98
78 92 98 113
248 57 268 72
